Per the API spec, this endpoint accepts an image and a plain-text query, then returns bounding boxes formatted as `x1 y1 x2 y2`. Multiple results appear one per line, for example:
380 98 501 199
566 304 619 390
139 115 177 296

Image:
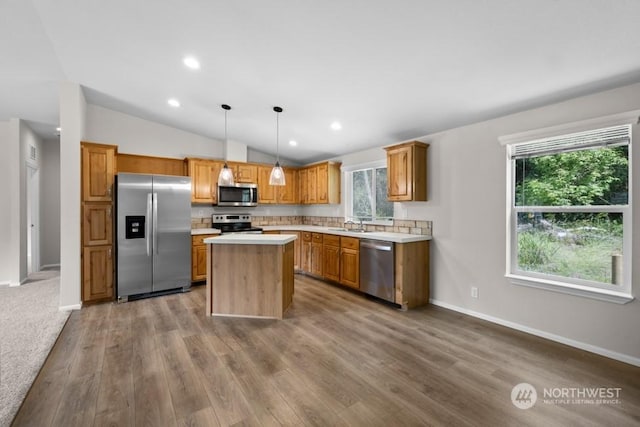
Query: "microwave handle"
252 186 258 202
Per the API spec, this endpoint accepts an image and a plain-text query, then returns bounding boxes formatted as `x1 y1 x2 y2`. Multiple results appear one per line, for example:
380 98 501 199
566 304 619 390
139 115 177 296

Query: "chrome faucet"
345 218 365 232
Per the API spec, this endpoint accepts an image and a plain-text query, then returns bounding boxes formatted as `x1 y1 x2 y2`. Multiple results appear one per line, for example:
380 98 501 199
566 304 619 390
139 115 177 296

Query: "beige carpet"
0 268 70 427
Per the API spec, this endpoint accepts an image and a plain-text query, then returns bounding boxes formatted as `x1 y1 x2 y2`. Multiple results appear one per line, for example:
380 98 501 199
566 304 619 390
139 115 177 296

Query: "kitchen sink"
327 227 370 233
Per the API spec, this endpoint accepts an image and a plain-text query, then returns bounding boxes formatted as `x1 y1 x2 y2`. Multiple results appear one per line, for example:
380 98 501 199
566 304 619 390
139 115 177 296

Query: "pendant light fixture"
269 106 286 186
217 104 235 186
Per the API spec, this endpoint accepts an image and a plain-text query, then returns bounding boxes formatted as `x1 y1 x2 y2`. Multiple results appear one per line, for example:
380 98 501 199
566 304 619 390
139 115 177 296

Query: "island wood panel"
209 242 294 319
394 240 430 308
117 153 186 176
282 242 294 309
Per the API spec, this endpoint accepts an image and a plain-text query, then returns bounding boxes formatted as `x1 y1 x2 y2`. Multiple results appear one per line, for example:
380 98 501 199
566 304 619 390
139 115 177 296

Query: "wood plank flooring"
13 275 640 426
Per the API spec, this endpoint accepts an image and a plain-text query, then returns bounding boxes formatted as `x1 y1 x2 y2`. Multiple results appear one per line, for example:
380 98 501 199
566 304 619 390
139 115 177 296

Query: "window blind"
510 124 631 159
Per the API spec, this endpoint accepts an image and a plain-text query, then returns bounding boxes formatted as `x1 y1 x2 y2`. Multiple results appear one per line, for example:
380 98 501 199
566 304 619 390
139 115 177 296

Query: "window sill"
506 274 634 304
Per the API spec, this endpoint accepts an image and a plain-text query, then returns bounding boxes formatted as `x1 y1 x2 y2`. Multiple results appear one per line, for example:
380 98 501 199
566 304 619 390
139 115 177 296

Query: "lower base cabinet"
311 233 323 276
301 232 312 272
296 231 429 308
192 234 217 281
322 235 340 282
339 237 359 288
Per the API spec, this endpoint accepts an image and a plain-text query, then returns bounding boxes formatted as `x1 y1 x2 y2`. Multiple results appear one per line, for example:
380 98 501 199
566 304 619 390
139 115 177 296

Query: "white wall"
59 82 86 309
86 104 224 159
40 138 60 267
310 82 640 363
0 121 19 286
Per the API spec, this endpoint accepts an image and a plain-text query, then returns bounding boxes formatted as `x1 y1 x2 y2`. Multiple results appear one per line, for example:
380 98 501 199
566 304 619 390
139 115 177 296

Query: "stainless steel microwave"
217 183 258 206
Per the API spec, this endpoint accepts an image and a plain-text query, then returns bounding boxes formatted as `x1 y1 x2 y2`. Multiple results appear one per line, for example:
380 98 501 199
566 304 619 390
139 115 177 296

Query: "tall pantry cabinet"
81 142 116 302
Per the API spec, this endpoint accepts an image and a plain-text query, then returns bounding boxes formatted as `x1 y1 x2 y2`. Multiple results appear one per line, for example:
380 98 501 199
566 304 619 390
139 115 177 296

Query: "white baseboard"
59 303 82 311
9 281 21 287
429 298 640 368
41 263 61 270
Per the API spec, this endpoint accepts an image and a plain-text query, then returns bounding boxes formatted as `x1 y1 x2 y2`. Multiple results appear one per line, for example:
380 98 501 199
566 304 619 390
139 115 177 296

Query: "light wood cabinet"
292 228 430 308
229 162 258 183
82 204 112 246
192 234 217 282
301 232 312 272
339 237 359 289
322 234 340 282
187 158 223 204
317 163 329 203
385 141 429 201
82 245 113 301
395 240 430 308
82 143 115 202
117 153 186 176
298 168 308 204
258 165 298 204
311 233 324 276
307 167 318 204
81 142 116 303
257 165 277 204
278 168 298 204
298 162 341 205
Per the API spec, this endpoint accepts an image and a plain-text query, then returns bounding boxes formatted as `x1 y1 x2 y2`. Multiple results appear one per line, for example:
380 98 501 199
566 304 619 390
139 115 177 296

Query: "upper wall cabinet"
257 165 298 204
82 143 116 202
385 141 429 201
299 161 341 204
228 162 258 183
186 158 223 204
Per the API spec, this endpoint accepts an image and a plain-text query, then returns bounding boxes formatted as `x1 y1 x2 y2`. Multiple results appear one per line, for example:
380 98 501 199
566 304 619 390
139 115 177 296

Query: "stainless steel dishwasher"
359 239 395 302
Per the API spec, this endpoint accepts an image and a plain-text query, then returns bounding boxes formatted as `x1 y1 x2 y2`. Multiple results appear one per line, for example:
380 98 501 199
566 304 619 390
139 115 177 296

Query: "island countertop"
204 234 297 245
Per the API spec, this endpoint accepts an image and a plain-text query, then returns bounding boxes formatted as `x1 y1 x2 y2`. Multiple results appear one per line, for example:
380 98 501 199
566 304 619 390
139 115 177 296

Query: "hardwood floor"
13 275 640 426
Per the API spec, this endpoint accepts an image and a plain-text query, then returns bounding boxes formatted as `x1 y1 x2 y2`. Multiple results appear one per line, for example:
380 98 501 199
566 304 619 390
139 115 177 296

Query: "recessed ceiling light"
330 121 342 131
289 140 297 146
183 56 200 70
168 98 181 107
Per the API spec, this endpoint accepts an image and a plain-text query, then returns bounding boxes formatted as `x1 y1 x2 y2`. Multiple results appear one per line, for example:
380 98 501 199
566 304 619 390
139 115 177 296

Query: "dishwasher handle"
360 241 393 251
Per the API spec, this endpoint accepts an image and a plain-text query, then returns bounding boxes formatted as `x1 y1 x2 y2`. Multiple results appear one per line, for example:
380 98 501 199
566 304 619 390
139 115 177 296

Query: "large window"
505 123 633 303
348 165 393 223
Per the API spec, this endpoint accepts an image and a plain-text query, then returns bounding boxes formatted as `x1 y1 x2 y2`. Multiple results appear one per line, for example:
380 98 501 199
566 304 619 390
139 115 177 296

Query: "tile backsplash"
192 215 432 236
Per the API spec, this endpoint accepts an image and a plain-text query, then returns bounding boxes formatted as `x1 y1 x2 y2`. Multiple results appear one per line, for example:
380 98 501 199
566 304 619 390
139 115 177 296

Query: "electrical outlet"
471 287 479 299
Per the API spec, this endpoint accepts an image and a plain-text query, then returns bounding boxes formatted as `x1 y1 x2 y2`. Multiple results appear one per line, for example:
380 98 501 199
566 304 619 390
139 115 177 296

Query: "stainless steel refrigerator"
116 173 191 300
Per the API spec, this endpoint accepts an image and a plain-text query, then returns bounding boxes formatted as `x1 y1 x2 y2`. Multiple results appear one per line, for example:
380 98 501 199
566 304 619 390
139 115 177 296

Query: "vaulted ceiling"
2 0 640 162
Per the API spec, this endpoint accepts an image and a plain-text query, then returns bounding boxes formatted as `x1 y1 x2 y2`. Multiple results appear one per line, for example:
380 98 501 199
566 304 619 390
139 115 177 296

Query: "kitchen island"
204 234 297 319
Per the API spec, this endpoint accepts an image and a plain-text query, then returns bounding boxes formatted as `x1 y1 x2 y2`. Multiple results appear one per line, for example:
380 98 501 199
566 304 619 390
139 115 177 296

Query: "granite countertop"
205 234 298 245
261 225 431 243
191 228 222 236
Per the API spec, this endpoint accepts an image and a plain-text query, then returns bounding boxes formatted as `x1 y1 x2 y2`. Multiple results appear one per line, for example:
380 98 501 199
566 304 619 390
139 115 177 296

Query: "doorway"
27 164 40 274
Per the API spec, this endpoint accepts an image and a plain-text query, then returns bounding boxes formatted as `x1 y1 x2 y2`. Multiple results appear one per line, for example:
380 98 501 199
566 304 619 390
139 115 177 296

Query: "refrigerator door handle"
153 192 158 255
146 193 152 256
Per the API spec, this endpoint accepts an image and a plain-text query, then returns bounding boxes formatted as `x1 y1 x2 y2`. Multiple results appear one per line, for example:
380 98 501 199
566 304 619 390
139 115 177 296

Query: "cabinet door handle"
107 208 112 218
108 248 112 258
107 186 112 197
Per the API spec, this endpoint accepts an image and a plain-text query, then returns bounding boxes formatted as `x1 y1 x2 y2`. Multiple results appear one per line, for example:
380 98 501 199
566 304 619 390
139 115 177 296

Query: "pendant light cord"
276 110 280 164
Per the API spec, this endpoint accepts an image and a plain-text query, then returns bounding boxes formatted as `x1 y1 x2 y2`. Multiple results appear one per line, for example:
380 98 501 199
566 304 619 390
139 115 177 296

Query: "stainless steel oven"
212 214 263 234
217 183 258 207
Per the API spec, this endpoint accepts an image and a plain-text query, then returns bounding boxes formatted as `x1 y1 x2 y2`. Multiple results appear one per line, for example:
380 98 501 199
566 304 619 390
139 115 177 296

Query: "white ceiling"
2 0 640 163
